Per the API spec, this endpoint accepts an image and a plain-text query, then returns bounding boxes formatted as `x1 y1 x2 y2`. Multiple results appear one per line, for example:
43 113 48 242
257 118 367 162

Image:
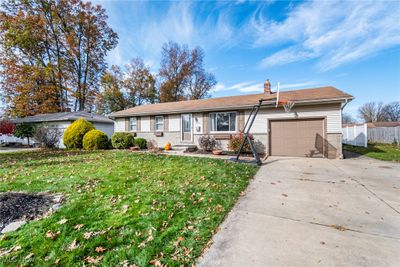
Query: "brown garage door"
270 118 325 157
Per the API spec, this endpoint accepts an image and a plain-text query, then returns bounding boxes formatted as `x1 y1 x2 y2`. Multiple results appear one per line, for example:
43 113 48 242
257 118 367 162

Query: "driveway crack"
350 177 400 215
239 210 400 240
327 161 400 215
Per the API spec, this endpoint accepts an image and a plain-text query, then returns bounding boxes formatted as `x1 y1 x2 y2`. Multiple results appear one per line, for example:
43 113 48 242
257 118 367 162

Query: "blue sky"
97 0 400 120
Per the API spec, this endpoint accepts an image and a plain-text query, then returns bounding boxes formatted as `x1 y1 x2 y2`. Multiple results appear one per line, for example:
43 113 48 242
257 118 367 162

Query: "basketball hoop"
279 100 295 112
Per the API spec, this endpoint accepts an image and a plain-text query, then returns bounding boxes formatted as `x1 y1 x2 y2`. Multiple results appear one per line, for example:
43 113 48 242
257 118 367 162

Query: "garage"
269 118 325 157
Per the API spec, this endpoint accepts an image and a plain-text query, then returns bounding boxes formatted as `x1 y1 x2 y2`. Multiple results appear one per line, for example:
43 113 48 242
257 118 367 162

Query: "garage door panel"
270 119 324 157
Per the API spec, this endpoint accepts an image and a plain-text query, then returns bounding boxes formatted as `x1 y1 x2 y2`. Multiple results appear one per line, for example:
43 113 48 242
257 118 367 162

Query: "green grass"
344 143 400 162
0 150 258 266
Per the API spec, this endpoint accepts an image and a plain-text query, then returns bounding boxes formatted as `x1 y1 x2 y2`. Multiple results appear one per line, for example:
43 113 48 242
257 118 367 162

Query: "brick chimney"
264 79 271 94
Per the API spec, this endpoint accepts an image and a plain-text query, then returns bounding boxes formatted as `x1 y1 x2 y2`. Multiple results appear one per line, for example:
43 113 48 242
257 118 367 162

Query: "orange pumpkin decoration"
164 142 172 151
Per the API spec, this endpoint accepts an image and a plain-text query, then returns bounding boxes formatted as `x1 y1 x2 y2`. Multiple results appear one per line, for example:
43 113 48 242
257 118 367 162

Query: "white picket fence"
0 134 30 145
342 124 368 147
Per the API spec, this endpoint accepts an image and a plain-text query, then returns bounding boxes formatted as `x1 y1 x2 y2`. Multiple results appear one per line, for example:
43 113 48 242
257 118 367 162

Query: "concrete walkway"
0 147 39 153
198 156 400 267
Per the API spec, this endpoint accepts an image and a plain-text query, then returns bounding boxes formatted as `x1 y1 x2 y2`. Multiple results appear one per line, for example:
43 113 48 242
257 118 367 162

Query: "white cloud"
253 1 400 70
102 1 241 68
272 81 320 91
215 80 321 94
213 81 263 93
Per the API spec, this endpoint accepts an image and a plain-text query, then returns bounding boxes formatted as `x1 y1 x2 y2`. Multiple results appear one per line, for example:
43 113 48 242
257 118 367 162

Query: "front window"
130 117 137 131
210 112 236 132
155 116 164 131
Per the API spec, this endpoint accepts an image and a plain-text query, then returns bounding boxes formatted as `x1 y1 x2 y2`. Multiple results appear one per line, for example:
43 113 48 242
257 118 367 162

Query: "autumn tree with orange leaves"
0 0 118 117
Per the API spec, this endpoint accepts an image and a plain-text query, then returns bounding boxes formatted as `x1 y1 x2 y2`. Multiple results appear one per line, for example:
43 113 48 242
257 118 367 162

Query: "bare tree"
342 113 355 124
385 102 400 121
358 102 388 122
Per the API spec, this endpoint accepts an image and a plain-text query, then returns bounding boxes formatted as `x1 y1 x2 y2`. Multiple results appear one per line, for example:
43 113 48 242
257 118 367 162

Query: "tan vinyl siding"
245 103 342 134
125 118 129 131
203 113 209 133
169 115 180 132
150 116 154 132
137 117 141 131
141 116 151 132
193 113 203 134
238 111 245 132
164 115 169 131
114 118 126 132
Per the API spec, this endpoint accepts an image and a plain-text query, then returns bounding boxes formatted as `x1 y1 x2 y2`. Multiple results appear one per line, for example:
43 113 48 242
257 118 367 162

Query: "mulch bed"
0 192 56 232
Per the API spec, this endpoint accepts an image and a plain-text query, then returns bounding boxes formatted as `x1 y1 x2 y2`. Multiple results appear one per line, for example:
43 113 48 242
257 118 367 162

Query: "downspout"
341 98 350 110
340 98 350 159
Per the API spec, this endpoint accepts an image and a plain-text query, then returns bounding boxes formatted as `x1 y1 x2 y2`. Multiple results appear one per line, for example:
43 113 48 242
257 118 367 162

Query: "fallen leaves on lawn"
46 230 60 240
68 239 78 251
0 245 21 257
138 228 155 248
173 236 185 247
122 204 129 214
120 260 139 267
85 256 103 265
95 246 106 253
57 218 68 225
25 253 34 260
74 224 84 230
83 232 93 239
149 259 163 267
215 204 224 212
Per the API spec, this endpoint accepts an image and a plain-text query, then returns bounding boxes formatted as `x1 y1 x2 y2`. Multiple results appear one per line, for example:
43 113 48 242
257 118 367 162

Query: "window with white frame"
209 112 236 132
129 117 137 131
155 116 164 131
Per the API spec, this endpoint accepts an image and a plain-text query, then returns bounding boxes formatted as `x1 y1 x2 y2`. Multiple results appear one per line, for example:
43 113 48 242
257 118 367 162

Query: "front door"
181 114 192 142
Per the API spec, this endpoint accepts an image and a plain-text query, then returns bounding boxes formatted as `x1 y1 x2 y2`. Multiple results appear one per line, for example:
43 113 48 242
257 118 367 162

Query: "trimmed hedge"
111 132 134 149
63 119 95 149
83 130 109 150
134 138 147 149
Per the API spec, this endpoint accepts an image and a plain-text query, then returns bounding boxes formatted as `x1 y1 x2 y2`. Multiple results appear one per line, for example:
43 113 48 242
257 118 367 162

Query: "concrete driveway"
198 156 400 267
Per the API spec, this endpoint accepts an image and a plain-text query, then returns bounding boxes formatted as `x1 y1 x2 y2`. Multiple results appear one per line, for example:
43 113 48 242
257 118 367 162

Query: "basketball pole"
275 82 280 107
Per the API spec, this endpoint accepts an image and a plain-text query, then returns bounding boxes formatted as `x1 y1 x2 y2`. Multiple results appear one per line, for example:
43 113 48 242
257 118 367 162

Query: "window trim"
154 116 164 132
209 111 237 133
129 117 137 131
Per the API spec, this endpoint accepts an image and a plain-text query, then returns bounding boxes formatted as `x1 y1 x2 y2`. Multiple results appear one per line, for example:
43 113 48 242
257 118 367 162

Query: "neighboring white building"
110 84 354 159
13 112 114 148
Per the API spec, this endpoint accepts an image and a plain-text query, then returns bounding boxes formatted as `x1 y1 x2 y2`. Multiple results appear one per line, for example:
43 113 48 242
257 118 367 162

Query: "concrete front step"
172 145 197 151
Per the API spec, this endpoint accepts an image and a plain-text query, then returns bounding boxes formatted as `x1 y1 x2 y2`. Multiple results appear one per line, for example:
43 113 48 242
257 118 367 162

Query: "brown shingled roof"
110 86 353 117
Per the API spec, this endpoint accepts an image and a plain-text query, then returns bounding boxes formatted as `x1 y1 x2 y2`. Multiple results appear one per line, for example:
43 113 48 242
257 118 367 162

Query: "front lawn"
0 150 258 266
344 143 400 162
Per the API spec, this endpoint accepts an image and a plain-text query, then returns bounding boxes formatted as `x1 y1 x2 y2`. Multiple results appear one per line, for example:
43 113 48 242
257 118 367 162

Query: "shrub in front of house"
147 139 158 151
63 119 95 149
33 126 62 148
198 135 217 151
83 129 109 150
134 137 147 149
229 132 254 152
111 132 134 149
